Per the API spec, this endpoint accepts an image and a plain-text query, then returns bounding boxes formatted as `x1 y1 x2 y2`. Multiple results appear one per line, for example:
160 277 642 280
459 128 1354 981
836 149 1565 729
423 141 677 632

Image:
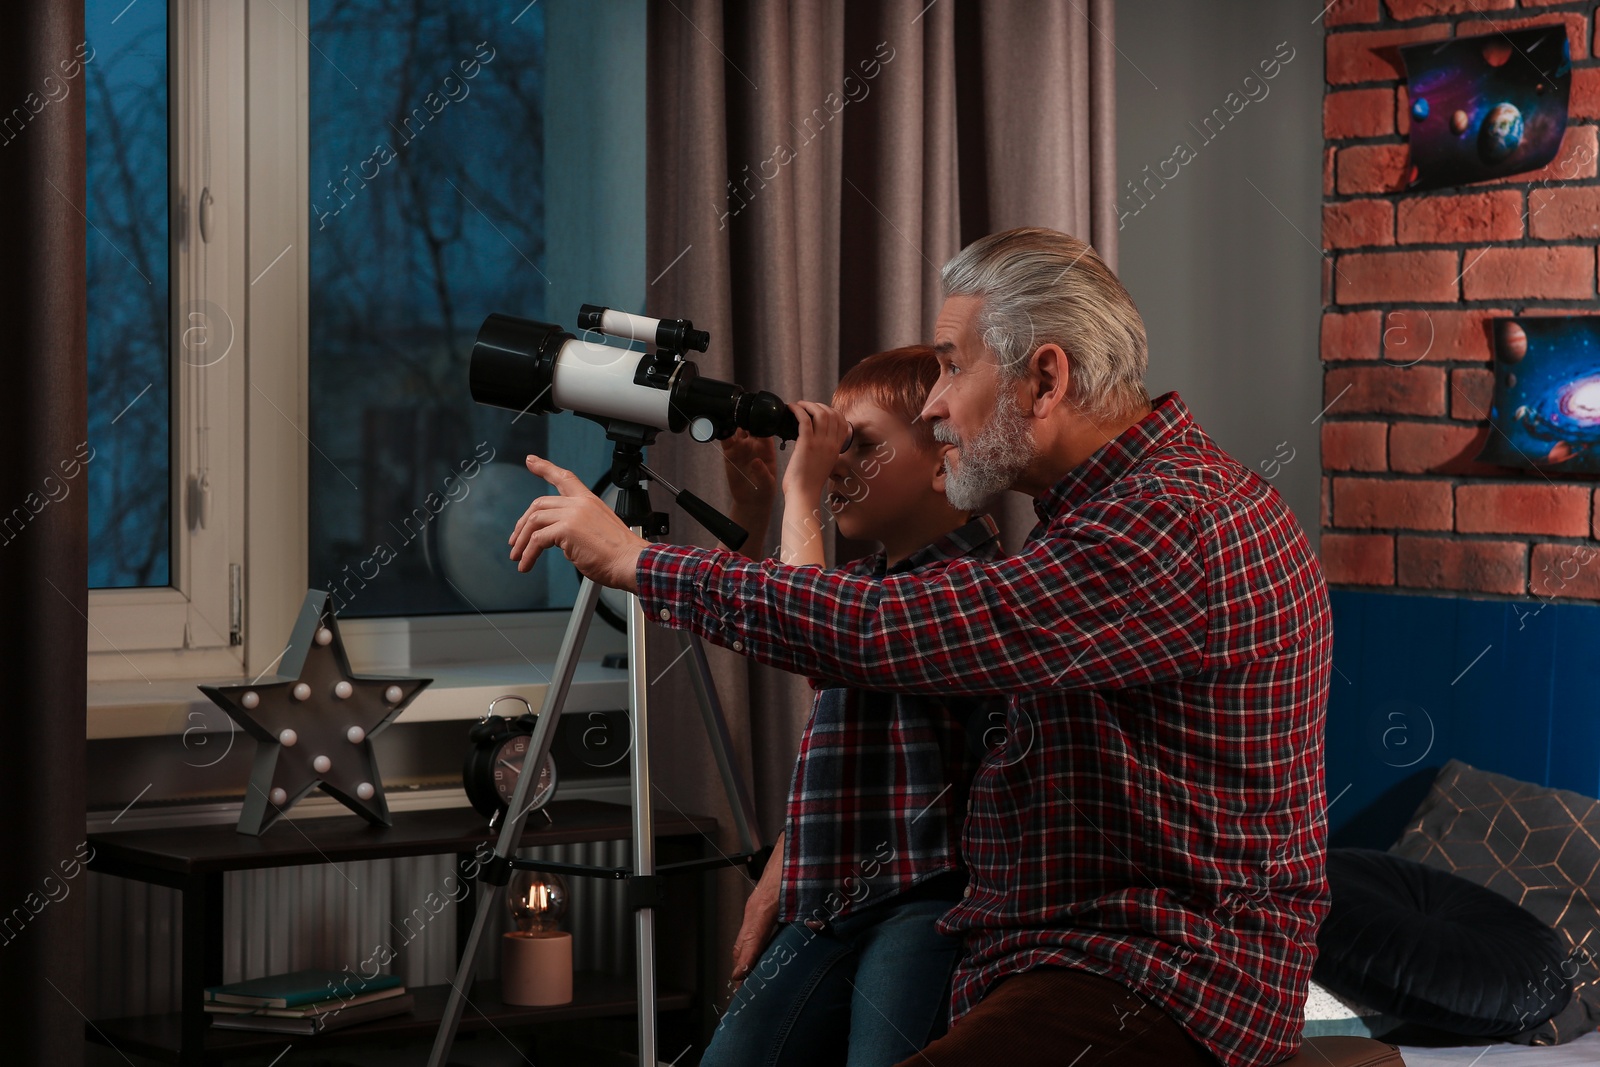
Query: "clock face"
491 733 557 811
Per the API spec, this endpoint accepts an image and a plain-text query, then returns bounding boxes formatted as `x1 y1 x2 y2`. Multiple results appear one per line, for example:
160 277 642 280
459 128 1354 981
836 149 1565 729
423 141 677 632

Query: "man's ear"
1029 343 1072 418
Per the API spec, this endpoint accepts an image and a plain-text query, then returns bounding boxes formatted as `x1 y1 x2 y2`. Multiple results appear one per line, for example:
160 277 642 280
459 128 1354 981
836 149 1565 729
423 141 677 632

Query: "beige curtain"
641 0 1118 988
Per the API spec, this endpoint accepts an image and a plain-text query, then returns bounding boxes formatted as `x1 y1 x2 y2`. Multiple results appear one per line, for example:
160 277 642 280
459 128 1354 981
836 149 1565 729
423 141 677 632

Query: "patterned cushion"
1390 759 1600 1045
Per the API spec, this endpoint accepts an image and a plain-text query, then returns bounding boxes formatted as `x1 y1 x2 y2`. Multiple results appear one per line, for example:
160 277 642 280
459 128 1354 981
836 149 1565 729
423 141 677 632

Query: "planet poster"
1478 317 1600 473
1400 27 1570 191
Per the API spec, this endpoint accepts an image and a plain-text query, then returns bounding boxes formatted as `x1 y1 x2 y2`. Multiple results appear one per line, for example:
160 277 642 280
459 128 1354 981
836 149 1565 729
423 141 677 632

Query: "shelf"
88 799 715 879
84 800 718 1065
86 973 691 1061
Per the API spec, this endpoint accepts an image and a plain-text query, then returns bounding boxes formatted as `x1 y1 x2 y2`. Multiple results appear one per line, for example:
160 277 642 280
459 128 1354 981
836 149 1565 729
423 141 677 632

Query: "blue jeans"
699 893 962 1067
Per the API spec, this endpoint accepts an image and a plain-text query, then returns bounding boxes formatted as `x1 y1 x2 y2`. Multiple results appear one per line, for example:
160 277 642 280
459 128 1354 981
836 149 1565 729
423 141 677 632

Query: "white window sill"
83 778 633 834
87 659 633 742
86 659 629 740
87 607 631 738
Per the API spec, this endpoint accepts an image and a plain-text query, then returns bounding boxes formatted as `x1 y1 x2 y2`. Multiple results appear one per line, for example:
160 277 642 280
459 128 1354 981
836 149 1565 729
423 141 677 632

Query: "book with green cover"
204 969 403 1008
204 984 407 1017
209 992 415 1034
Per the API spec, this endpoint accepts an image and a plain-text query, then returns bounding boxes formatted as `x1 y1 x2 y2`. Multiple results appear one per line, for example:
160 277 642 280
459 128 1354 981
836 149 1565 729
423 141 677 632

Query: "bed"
1394 1030 1600 1065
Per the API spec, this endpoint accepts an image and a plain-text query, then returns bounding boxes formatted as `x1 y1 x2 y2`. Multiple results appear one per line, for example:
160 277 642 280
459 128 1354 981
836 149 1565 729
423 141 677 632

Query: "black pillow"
1313 848 1573 1038
1391 759 1600 1045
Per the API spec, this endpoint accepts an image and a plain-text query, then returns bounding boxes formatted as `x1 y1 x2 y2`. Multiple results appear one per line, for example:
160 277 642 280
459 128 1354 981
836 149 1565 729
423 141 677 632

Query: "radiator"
85 838 633 1019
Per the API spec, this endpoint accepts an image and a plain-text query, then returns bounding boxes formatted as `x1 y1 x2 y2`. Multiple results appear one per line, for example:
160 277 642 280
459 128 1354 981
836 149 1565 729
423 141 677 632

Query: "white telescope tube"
549 336 673 430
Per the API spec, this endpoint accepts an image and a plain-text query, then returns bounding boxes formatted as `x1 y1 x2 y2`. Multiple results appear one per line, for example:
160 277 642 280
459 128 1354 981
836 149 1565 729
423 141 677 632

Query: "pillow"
1391 759 1600 1045
1302 980 1399 1040
1313 848 1572 1038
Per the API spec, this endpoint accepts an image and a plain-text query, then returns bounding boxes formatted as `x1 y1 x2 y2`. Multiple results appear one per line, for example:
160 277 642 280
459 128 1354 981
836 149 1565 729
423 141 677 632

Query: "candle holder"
501 869 572 1006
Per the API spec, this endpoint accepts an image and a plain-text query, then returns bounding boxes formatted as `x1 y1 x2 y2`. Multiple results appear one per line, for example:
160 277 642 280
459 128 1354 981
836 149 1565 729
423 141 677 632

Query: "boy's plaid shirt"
637 393 1334 1067
777 514 1002 925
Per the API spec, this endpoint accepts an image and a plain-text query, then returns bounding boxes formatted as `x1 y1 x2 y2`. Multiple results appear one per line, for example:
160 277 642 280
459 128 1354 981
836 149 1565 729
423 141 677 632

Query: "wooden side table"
86 800 716 1065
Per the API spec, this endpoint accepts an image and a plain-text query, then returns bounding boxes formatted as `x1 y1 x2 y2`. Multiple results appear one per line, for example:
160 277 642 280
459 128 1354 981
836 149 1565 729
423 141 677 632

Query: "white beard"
934 399 1037 511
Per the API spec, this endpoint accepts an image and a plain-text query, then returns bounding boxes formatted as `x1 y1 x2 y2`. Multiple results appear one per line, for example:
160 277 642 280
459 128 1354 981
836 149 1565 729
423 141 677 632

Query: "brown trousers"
894 967 1222 1067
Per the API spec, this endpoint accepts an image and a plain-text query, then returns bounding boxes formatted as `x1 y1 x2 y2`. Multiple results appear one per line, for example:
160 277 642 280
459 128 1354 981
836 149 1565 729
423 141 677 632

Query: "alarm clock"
464 696 559 821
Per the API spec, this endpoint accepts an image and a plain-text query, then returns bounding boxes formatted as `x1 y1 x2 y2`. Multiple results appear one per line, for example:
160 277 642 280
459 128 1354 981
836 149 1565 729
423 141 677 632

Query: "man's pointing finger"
524 453 582 494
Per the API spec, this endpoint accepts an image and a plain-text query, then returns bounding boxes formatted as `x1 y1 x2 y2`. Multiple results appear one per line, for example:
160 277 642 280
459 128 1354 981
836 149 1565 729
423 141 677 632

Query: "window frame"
87 0 641 702
87 0 251 682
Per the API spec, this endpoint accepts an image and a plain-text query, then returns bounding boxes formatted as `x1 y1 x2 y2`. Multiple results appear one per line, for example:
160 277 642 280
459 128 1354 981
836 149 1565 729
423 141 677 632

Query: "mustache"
931 423 960 447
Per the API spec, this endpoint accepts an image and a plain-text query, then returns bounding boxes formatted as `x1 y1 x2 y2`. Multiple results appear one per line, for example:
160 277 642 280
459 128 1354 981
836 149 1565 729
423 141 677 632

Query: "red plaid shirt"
779 515 1001 925
637 393 1333 1067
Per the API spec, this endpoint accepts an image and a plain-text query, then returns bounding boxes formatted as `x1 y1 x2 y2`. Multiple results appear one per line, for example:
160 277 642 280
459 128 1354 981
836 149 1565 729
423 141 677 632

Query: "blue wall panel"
1325 589 1600 849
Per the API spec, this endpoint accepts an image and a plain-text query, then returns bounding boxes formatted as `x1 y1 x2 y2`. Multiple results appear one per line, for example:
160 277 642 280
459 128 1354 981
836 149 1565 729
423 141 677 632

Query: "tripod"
428 424 764 1067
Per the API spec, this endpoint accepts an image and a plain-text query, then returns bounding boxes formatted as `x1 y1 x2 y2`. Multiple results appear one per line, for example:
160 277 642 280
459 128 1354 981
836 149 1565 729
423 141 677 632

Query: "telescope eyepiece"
732 390 799 441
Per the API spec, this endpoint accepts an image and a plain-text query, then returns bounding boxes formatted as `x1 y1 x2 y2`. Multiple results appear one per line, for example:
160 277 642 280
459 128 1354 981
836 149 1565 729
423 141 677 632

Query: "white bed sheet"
1395 1030 1600 1066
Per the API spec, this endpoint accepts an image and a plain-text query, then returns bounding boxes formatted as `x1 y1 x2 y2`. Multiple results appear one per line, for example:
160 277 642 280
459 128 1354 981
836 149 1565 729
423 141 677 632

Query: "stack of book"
204 968 414 1035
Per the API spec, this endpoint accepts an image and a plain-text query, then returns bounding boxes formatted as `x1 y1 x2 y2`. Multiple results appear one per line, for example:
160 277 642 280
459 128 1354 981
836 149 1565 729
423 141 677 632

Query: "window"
306 0 610 619
85 0 170 589
86 0 246 680
85 0 645 687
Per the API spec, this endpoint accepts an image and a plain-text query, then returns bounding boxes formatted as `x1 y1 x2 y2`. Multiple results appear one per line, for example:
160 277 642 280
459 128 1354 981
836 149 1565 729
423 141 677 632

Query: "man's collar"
1032 391 1192 521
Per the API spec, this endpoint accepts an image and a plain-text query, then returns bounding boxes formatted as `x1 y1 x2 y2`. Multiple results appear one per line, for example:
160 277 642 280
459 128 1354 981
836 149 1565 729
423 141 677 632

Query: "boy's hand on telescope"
781 401 850 504
720 429 777 510
510 455 648 592
719 430 776 556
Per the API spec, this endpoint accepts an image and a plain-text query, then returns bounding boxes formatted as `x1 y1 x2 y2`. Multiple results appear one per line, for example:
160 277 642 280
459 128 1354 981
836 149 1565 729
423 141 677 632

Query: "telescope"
470 304 849 448
472 304 859 550
440 305 780 1067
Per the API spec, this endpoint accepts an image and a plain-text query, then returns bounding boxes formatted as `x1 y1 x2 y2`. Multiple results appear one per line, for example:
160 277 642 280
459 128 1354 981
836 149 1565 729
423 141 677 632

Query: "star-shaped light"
199 590 431 836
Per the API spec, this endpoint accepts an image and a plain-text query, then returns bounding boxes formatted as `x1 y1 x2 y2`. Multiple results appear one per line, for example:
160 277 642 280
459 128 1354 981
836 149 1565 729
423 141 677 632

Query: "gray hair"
941 227 1149 422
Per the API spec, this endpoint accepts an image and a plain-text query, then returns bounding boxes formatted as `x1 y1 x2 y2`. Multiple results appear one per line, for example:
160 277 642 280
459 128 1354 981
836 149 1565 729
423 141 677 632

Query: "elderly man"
508 227 1332 1067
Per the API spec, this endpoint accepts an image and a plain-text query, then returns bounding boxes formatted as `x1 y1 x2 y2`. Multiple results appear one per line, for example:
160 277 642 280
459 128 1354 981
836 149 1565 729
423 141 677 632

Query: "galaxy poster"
1479 318 1600 473
1400 27 1570 191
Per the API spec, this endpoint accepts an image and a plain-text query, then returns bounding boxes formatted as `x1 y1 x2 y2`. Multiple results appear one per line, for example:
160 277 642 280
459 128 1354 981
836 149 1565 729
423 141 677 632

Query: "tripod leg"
628 585 659 1067
679 630 760 856
426 576 603 1067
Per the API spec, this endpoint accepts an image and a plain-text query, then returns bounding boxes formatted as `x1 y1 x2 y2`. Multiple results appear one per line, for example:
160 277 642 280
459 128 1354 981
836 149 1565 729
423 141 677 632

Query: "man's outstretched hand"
509 455 649 592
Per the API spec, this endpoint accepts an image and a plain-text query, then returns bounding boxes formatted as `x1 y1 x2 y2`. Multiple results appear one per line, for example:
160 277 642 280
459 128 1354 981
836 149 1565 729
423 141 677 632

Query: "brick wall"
1321 0 1600 600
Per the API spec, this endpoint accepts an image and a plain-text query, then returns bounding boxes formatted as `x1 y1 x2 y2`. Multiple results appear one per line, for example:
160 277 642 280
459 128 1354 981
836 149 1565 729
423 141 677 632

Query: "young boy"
704 346 1001 1067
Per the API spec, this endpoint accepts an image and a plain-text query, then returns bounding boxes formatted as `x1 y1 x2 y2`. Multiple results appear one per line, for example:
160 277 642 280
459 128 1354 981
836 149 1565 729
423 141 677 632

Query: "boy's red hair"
832 345 940 450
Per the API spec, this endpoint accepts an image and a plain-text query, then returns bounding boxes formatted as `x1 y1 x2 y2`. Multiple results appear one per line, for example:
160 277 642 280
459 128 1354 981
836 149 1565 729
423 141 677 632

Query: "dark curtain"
0 1 88 1064
642 0 1118 993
